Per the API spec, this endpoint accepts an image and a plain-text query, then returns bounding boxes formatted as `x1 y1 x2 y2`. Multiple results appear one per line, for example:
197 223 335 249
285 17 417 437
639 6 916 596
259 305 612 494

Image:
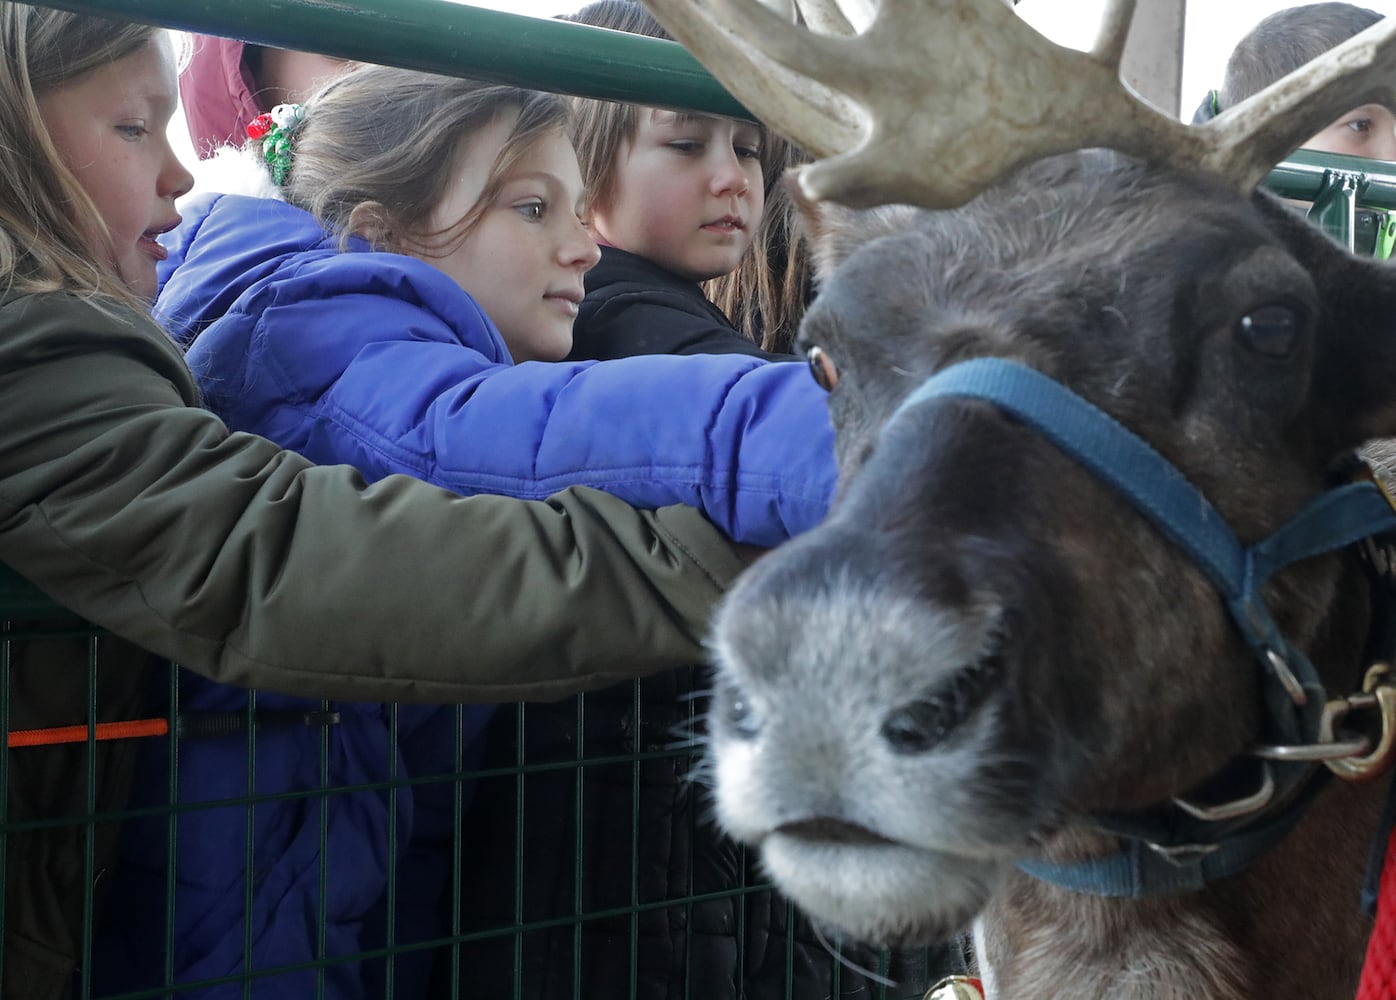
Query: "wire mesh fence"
0 604 958 998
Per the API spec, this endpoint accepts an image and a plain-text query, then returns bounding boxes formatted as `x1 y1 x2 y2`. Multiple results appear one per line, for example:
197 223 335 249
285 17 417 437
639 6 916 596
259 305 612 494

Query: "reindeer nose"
720 683 764 740
881 698 958 753
881 658 1002 754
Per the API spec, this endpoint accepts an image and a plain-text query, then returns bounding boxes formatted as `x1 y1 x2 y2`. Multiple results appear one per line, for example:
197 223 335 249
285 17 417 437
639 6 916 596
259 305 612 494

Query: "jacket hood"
179 35 262 159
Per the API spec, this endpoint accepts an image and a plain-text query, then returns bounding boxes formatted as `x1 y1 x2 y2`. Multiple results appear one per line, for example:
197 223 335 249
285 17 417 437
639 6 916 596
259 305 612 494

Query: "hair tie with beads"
246 103 306 186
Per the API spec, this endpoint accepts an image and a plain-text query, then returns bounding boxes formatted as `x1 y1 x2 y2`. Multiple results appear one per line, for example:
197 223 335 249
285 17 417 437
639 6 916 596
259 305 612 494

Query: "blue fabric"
91 193 834 999
93 691 484 1000
1014 804 1303 898
158 194 834 549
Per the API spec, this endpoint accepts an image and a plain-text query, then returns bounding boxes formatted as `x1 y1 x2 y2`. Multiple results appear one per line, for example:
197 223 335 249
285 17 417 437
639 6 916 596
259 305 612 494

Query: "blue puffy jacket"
93 192 835 1000
158 194 832 548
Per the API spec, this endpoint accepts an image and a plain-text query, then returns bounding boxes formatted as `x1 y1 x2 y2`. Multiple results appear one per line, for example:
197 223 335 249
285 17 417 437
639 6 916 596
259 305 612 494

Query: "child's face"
1306 103 1396 162
38 38 193 301
588 109 765 283
415 117 598 363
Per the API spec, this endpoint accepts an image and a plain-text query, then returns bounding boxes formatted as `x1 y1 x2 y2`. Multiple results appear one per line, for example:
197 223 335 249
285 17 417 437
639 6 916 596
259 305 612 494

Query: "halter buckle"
1323 663 1396 782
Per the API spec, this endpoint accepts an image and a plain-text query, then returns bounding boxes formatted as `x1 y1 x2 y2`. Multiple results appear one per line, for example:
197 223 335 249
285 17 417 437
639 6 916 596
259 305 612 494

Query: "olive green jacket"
0 292 748 998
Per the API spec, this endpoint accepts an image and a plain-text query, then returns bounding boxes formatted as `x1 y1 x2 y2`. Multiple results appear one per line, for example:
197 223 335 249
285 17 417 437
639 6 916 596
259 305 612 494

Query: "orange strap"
7 718 169 748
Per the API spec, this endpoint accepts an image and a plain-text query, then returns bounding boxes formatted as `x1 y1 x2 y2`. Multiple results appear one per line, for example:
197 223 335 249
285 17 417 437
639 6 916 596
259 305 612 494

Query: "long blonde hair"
283 65 571 257
0 4 158 311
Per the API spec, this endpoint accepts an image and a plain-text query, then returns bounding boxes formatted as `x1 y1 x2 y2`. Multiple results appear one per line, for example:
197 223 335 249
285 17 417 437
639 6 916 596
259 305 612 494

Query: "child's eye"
514 200 545 222
115 123 148 140
1346 118 1374 135
735 144 762 161
668 140 703 155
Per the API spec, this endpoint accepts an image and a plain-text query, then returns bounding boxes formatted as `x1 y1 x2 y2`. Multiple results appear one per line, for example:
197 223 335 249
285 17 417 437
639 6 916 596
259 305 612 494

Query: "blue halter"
887 357 1396 898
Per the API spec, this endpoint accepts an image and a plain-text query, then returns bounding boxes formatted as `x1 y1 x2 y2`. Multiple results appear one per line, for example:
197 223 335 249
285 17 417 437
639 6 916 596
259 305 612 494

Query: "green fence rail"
35 0 1396 210
40 0 750 120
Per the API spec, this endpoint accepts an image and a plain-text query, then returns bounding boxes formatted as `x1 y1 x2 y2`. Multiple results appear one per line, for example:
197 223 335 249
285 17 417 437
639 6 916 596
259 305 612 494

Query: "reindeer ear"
1259 193 1396 446
786 169 923 280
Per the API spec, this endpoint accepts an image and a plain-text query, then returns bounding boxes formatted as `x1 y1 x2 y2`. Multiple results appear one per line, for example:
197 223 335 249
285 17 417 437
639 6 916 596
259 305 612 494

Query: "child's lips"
141 218 180 261
545 287 584 317
139 233 169 261
703 215 745 234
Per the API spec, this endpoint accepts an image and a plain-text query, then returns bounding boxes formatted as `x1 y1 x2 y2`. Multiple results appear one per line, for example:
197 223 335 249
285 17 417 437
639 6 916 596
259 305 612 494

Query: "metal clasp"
1323 663 1396 782
1173 763 1275 822
1265 648 1309 707
1253 733 1370 763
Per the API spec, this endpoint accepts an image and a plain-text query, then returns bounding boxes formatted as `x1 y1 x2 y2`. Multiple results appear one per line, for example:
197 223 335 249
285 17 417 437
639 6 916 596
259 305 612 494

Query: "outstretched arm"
190 272 834 547
0 294 750 703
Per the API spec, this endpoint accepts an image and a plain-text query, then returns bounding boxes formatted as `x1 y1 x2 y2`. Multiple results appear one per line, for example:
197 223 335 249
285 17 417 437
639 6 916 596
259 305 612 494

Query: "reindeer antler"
643 0 1396 210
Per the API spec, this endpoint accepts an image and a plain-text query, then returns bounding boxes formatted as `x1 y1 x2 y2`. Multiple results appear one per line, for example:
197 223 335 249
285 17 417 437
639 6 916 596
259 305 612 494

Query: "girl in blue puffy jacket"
95 65 836 1000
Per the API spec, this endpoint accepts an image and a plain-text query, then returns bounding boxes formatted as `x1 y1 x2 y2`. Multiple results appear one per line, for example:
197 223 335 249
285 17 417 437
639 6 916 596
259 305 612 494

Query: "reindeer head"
644 0 1396 948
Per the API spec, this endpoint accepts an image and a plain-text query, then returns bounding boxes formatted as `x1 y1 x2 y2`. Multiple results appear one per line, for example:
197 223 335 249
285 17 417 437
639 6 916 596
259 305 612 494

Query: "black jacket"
566 247 786 361
457 252 958 998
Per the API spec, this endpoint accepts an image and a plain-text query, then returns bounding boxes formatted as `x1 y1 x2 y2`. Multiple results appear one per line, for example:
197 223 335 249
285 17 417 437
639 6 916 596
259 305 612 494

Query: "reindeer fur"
707 150 1396 999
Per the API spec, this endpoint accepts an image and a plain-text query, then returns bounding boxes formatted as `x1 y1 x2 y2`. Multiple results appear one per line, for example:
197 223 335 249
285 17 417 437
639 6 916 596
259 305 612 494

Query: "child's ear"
346 201 395 250
577 198 598 232
784 168 921 281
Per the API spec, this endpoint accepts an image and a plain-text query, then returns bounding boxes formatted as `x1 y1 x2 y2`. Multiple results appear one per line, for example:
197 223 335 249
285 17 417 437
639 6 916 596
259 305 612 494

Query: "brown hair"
0 4 160 311
1218 3 1383 110
562 1 787 215
703 149 813 354
284 65 571 257
562 0 809 351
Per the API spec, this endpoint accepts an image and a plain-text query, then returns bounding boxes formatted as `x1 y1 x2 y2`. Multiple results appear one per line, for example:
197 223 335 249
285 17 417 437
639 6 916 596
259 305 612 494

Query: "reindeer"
640 0 1396 996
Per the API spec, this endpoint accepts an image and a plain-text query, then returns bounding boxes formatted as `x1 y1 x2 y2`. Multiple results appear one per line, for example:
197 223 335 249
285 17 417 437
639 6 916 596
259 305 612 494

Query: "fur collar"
179 145 284 209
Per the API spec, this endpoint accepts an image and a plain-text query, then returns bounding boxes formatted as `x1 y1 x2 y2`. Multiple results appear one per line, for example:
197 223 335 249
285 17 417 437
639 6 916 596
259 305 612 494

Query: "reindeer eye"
807 345 839 391
1237 304 1300 359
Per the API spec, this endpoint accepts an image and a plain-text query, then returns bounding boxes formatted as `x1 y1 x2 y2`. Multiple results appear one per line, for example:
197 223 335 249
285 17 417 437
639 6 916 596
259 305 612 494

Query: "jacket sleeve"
0 294 752 704
194 261 836 549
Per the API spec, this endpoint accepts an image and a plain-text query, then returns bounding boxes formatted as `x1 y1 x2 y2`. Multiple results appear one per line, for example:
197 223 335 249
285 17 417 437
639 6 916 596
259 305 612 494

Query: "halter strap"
890 357 1396 896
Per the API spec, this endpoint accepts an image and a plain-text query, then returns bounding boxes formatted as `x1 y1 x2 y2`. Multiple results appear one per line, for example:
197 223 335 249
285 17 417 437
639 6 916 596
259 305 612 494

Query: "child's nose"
562 219 600 269
1377 128 1396 163
162 143 194 201
710 148 749 197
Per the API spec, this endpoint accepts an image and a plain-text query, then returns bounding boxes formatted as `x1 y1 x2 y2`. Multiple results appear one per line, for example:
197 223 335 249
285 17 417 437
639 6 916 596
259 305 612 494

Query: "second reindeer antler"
643 0 1396 210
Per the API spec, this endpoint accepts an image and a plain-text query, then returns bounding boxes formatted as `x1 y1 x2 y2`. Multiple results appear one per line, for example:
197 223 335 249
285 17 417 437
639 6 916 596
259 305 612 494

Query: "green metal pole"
1263 148 1396 210
34 0 752 120
38 0 1396 208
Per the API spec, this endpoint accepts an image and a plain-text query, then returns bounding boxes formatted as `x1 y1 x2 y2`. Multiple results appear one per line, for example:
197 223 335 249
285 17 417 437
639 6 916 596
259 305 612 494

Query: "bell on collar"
925 975 985 1000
